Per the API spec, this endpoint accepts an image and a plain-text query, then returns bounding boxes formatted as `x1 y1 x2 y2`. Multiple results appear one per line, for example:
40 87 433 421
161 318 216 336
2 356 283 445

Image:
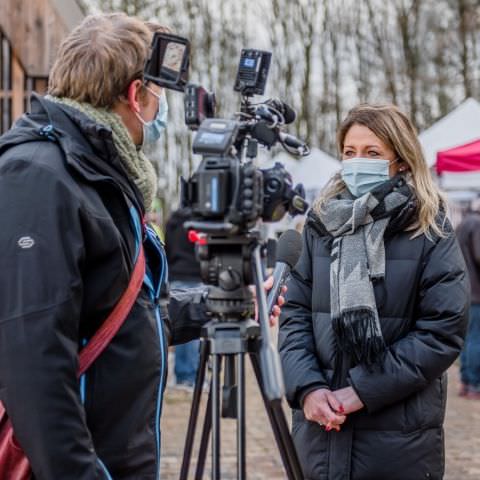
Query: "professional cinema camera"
145 32 307 480
181 49 309 234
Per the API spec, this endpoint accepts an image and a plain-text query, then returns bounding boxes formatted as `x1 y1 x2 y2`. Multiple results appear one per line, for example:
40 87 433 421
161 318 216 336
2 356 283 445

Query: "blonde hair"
48 13 169 108
314 104 447 238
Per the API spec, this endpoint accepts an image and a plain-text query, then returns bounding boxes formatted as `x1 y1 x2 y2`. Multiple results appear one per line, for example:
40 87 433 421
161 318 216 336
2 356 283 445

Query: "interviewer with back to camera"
0 13 284 480
279 104 469 480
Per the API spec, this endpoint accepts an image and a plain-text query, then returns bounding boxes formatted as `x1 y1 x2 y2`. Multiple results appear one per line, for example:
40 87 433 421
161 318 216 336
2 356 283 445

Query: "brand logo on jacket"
17 236 35 249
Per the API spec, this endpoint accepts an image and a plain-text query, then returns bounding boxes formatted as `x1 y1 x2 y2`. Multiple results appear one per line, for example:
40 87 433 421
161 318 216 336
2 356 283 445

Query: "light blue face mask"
341 157 391 197
136 86 168 152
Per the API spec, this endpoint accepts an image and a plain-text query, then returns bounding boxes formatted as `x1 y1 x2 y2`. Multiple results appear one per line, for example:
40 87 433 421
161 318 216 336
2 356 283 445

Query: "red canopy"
436 138 480 174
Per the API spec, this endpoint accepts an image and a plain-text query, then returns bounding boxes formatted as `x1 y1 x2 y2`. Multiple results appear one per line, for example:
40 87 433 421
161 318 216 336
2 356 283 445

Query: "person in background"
456 197 480 399
279 104 468 480
165 207 202 388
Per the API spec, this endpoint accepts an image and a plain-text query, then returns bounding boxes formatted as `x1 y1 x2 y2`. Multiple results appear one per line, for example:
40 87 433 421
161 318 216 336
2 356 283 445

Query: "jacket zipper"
141 223 169 479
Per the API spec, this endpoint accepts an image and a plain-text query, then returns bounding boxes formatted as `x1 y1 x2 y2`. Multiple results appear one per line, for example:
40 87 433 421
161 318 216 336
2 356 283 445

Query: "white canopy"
419 98 480 168
293 148 340 191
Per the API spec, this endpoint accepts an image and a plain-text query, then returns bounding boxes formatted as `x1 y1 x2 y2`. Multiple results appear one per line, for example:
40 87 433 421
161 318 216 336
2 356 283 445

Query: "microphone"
258 229 302 401
255 105 277 124
278 131 310 156
266 99 297 124
267 229 303 316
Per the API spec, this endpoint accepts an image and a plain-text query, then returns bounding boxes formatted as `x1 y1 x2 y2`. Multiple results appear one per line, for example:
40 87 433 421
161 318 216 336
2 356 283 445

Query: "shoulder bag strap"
77 244 146 376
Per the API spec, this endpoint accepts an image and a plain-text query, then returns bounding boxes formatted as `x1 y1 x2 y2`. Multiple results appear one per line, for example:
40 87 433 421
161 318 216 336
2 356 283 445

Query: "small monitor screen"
242 58 256 69
163 42 185 73
198 132 225 145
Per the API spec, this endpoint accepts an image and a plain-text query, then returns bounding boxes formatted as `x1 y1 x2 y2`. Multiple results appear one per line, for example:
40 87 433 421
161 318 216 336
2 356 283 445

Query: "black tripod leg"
237 353 246 480
211 353 222 480
195 355 224 479
250 353 304 480
180 339 209 480
194 388 212 480
249 352 294 478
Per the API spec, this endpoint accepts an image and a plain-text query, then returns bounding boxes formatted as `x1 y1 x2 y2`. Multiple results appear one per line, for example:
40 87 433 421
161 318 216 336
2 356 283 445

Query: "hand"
251 277 287 327
303 388 347 432
263 275 287 326
332 386 364 415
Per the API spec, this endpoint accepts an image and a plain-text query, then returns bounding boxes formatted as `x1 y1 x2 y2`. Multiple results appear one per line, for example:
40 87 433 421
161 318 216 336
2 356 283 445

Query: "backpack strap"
77 244 146 376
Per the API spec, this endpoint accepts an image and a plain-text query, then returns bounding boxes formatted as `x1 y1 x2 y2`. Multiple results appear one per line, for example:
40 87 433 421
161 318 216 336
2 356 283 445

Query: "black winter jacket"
279 210 469 480
0 95 207 479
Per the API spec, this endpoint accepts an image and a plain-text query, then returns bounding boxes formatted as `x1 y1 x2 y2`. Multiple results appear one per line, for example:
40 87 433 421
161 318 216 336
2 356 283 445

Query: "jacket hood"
0 93 144 213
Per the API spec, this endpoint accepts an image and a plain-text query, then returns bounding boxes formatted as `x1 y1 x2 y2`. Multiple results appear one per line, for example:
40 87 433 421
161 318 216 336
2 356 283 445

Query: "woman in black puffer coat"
279 104 469 480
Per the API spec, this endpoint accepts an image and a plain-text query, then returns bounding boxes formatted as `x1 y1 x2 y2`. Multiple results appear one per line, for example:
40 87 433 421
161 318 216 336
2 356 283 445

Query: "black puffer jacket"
0 95 206 479
279 210 469 480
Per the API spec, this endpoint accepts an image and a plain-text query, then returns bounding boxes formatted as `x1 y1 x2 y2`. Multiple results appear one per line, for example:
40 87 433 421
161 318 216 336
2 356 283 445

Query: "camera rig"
181 48 309 234
144 33 306 480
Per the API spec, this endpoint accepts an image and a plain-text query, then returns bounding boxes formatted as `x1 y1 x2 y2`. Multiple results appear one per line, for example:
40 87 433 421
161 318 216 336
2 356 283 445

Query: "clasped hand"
303 386 364 432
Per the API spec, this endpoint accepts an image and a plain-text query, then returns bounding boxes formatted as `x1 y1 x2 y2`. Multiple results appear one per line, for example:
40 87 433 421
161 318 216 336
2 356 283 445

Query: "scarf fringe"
332 309 386 366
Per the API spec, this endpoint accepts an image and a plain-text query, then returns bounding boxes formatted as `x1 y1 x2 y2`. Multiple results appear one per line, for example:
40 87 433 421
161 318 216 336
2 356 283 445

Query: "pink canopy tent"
436 139 480 190
436 138 480 173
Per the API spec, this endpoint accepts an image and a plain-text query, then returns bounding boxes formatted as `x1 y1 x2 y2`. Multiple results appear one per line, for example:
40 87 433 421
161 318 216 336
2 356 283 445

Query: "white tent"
419 98 480 168
293 147 340 194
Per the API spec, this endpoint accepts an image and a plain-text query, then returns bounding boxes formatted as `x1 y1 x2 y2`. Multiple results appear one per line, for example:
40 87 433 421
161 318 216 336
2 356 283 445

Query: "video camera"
145 33 307 480
144 33 309 234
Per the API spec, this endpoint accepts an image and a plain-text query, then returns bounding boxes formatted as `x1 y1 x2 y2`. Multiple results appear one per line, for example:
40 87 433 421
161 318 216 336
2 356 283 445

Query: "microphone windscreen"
276 229 302 267
281 102 296 124
268 99 296 124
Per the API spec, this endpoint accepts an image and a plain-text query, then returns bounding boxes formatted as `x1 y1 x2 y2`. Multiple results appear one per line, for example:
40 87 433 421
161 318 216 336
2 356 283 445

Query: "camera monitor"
234 49 272 96
144 33 190 92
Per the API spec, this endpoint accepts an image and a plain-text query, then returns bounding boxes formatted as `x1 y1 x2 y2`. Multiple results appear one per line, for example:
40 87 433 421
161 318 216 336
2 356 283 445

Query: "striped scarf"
316 176 412 365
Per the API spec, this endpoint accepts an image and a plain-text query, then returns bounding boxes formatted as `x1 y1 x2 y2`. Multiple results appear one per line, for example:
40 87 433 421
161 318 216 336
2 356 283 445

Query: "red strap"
77 245 146 376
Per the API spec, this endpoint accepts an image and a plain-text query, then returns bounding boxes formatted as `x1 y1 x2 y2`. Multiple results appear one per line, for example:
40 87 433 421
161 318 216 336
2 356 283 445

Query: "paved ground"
160 363 480 479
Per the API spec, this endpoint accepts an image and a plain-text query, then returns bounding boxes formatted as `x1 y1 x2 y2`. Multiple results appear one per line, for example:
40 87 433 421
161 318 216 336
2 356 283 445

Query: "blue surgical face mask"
341 157 391 197
136 86 168 152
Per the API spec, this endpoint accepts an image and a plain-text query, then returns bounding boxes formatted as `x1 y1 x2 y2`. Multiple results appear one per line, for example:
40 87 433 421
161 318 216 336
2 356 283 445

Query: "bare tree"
76 0 480 213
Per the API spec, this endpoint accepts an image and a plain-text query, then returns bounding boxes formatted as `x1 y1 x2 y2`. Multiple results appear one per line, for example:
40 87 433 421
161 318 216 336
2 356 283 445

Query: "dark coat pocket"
403 376 445 434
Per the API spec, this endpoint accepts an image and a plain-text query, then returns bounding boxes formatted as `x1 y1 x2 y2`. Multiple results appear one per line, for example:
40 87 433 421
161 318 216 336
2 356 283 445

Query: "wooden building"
0 0 84 133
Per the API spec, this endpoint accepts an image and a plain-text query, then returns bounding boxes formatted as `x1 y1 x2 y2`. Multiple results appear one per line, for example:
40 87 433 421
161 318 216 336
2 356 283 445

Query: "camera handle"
179 243 304 480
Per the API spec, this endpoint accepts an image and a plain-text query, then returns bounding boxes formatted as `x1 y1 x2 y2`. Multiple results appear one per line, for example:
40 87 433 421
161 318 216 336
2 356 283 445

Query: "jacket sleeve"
0 158 105 479
348 231 469 413
164 287 209 345
278 228 330 409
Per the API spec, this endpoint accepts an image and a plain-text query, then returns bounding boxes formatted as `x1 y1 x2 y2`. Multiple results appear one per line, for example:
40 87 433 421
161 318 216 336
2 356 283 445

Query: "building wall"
0 0 83 133
0 30 48 133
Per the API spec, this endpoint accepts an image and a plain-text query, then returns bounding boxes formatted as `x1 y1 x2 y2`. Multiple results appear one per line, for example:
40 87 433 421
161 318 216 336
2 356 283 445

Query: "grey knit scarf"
47 96 157 210
316 177 412 364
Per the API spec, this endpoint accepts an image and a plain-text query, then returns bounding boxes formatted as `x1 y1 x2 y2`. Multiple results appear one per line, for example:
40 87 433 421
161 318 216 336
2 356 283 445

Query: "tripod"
179 232 303 480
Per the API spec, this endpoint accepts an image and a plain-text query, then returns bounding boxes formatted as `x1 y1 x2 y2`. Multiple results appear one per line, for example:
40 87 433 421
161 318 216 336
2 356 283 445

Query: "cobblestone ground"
160 363 480 479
